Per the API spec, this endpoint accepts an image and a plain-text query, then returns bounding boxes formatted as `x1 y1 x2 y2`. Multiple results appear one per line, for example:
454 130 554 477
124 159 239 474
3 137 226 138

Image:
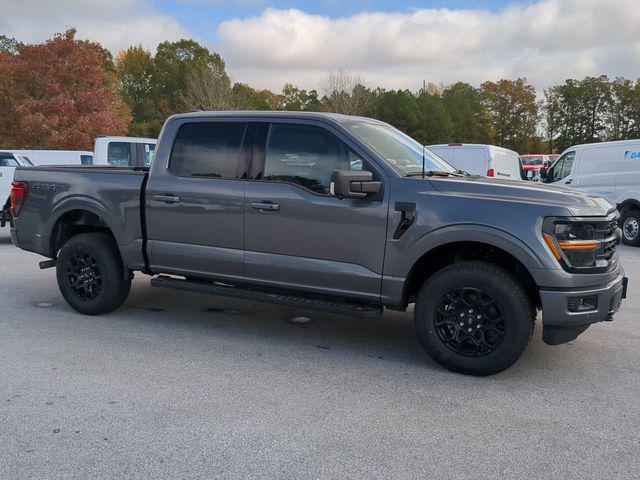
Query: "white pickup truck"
2 137 157 227
11 136 157 168
1 152 33 227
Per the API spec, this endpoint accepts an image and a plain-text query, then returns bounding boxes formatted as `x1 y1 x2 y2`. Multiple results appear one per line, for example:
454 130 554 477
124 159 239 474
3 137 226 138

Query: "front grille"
594 217 620 267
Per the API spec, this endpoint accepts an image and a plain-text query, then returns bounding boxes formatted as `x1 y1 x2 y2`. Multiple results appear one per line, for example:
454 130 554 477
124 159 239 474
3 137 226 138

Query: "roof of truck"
169 110 387 125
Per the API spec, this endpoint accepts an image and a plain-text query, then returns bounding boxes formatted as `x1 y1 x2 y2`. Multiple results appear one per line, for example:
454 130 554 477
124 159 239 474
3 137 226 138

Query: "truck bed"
11 165 149 269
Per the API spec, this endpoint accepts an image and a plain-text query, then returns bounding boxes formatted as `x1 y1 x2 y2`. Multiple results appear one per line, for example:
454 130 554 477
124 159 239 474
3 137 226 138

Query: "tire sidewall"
56 234 128 315
415 263 533 375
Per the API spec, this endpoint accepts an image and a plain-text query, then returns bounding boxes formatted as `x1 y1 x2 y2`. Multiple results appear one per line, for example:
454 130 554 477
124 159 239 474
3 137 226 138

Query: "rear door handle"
250 202 280 211
565 179 572 184
153 194 180 204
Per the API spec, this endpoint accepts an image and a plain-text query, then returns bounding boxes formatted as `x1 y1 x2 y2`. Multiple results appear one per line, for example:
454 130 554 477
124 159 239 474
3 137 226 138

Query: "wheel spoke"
433 286 505 357
66 252 102 301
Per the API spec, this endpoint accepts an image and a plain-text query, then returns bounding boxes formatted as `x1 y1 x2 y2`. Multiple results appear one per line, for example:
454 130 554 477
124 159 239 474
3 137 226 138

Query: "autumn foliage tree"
0 29 129 150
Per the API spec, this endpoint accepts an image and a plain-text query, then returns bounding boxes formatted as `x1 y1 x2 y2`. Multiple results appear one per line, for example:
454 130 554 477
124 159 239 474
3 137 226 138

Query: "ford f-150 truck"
9 112 628 375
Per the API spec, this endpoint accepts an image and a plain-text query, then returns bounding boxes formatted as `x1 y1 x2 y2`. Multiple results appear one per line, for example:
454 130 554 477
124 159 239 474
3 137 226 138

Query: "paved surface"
1 227 639 480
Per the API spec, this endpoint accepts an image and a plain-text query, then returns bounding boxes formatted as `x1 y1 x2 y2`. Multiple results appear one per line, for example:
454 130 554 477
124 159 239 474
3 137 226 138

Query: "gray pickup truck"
10 112 628 375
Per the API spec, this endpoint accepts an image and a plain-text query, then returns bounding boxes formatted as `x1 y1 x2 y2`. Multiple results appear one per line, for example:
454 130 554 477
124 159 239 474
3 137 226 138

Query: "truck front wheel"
56 233 131 315
414 261 535 376
621 209 640 246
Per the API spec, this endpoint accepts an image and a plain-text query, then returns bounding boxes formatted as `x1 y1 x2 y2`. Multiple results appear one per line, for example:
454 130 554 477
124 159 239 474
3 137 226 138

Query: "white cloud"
0 0 193 53
218 0 640 92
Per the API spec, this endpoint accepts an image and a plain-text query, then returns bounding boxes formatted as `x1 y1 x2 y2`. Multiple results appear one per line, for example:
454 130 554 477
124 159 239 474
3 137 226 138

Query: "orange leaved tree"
0 29 130 150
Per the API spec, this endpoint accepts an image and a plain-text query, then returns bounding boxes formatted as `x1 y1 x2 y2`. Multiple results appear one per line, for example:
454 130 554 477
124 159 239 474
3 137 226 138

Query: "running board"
150 275 383 319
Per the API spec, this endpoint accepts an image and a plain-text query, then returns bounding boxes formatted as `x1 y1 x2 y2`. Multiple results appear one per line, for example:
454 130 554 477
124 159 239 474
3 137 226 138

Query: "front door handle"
153 194 180 204
250 202 280 211
565 179 573 184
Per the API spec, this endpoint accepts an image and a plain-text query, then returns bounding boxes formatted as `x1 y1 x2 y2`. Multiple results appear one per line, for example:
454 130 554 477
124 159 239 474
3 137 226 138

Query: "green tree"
442 82 493 143
0 35 19 55
546 76 612 151
279 83 320 111
415 91 454 145
115 45 157 137
480 78 539 152
153 39 226 116
608 77 640 140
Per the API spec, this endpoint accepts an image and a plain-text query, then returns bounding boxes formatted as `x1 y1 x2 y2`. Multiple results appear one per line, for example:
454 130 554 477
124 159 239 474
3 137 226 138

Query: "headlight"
543 218 619 271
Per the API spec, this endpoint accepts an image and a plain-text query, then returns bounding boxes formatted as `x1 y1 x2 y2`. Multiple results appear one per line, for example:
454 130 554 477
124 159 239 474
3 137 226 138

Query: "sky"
2 0 639 93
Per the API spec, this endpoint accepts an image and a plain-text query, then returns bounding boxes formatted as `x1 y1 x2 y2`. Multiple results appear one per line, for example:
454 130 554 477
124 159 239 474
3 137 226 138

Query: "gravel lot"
1 227 639 479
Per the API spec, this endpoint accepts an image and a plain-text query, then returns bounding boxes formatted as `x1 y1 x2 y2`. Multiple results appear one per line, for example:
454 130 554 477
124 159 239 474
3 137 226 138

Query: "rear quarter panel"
12 167 146 268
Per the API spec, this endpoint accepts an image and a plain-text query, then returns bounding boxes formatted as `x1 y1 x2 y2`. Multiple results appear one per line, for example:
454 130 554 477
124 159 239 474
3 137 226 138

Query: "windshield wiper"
405 170 463 178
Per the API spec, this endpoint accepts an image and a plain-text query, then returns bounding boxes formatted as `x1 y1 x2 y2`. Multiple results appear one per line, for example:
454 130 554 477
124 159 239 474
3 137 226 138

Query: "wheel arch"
618 199 640 214
49 208 117 257
401 239 541 310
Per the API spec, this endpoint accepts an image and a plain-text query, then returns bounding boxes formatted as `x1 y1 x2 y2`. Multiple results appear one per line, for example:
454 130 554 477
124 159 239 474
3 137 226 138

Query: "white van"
11 150 93 166
428 143 524 180
1 152 33 227
544 139 640 245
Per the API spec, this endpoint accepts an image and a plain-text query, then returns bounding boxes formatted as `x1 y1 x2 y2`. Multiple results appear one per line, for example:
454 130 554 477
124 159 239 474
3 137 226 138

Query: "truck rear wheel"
621 209 640 246
56 233 131 315
414 261 535 376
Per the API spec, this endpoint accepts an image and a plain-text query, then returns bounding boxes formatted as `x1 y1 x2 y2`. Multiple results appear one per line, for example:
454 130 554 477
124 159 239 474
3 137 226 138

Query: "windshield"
342 121 456 176
521 156 544 166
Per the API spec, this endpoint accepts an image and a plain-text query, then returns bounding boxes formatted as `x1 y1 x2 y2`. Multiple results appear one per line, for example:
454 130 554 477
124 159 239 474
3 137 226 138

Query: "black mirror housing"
330 170 381 199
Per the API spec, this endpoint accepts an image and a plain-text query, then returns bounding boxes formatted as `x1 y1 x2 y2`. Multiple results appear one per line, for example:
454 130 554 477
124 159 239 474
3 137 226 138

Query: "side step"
150 275 383 319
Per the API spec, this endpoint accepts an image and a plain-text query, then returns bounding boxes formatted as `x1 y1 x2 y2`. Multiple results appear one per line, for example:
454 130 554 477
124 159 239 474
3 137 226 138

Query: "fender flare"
46 196 124 255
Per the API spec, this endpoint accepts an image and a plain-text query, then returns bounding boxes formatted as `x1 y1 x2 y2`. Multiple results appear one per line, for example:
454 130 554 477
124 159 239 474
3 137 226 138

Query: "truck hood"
425 176 615 217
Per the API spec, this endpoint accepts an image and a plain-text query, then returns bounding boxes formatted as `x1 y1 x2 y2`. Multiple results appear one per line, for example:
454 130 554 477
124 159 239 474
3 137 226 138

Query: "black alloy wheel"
66 252 103 301
433 287 505 357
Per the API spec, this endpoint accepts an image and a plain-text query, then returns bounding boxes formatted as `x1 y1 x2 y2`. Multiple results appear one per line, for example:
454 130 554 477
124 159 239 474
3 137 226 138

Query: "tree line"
1 30 639 153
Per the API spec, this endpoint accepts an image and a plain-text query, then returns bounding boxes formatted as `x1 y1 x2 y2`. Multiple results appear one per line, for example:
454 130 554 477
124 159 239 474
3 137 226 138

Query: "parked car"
543 139 640 246
10 150 94 166
11 137 156 168
1 151 32 227
428 143 523 180
10 112 627 375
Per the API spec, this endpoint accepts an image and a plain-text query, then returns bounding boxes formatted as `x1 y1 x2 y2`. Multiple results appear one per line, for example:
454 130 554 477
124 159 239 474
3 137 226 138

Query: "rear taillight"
10 181 28 218
487 168 495 177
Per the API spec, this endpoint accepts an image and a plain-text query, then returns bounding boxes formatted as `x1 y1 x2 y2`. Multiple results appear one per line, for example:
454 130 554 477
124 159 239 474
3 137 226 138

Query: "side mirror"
330 170 381 199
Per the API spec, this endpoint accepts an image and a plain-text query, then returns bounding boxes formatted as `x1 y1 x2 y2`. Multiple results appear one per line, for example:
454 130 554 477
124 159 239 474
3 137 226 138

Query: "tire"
56 233 131 315
621 210 640 246
414 261 535 376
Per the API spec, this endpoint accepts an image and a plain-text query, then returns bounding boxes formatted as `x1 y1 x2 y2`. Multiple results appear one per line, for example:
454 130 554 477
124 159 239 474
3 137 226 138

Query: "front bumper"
539 271 627 345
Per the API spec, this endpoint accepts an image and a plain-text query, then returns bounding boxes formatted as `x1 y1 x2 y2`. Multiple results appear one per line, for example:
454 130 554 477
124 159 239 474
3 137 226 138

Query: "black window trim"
247 119 385 198
166 120 251 181
552 150 576 183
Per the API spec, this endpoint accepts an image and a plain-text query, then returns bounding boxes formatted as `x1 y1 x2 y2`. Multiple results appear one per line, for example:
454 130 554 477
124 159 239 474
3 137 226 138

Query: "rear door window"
107 142 133 166
169 122 247 178
454 147 485 175
0 155 19 167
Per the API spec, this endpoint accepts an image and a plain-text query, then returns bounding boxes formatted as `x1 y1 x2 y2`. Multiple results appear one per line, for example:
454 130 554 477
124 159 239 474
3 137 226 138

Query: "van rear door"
491 148 521 180
451 146 487 176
